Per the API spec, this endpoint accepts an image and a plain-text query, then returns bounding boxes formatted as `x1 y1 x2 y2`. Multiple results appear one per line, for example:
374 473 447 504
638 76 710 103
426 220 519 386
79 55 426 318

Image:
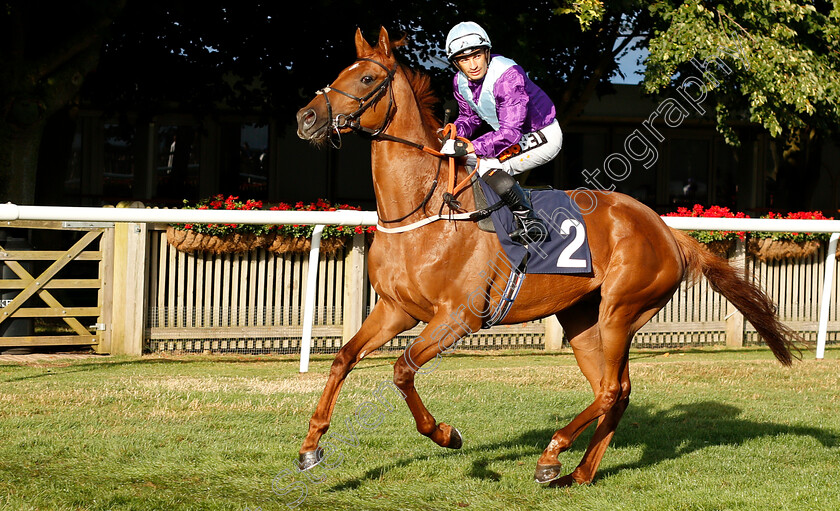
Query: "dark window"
155 125 200 204
668 138 710 208
237 124 269 199
103 123 136 201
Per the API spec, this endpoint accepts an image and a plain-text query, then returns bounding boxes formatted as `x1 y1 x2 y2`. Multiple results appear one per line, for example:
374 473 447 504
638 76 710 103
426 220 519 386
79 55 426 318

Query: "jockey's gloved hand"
440 139 469 157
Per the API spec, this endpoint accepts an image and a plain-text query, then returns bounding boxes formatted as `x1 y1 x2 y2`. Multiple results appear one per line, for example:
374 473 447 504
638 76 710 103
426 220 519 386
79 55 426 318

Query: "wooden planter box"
701 239 736 258
165 226 349 255
747 238 822 262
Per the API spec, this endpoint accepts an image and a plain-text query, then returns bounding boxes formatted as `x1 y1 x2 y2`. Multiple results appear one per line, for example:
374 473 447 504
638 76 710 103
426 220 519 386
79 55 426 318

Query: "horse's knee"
392 358 416 389
329 350 354 378
597 382 622 412
619 379 631 402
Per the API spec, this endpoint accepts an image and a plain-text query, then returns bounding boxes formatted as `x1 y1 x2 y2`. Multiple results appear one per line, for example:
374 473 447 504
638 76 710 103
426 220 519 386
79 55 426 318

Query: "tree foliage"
0 0 125 203
643 0 840 145
3 0 840 208
83 0 634 125
568 0 840 209
645 0 840 210
565 0 840 144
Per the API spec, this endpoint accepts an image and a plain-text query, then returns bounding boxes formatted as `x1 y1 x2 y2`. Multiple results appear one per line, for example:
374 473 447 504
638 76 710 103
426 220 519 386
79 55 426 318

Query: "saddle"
470 175 551 233
473 179 593 276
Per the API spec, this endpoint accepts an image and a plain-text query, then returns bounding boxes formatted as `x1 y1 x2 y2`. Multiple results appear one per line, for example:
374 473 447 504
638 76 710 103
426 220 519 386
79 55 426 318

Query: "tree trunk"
36 107 79 206
0 47 101 205
0 1 123 205
0 117 45 204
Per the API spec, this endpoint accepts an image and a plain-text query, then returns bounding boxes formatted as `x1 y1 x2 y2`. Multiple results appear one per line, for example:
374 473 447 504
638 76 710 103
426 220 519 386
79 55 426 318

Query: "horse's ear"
355 27 374 57
378 26 392 58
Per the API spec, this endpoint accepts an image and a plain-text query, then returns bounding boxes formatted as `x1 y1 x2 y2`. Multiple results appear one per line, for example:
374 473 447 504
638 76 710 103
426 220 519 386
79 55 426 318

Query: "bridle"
316 58 398 149
314 57 491 226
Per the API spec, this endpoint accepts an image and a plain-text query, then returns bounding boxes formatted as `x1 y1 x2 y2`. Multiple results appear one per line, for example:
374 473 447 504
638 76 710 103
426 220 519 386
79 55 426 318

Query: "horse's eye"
361 75 375 85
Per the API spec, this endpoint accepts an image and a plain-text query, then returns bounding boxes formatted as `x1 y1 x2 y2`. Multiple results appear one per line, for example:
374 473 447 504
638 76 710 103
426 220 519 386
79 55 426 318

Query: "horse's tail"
670 227 802 366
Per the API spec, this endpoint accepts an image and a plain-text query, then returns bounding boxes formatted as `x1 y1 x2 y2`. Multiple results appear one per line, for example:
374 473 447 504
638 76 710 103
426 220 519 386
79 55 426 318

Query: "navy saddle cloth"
476 180 593 275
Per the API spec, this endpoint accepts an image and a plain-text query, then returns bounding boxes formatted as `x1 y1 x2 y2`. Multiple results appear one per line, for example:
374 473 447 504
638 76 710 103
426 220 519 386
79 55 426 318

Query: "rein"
317 57 487 228
368 123 479 224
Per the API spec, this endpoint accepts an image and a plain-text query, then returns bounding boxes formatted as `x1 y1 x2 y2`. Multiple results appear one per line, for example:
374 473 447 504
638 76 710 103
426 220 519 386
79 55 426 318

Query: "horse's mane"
376 34 442 129
401 65 442 129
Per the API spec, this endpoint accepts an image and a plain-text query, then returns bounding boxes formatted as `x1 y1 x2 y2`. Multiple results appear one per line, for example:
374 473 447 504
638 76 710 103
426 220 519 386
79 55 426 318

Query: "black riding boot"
481 169 548 244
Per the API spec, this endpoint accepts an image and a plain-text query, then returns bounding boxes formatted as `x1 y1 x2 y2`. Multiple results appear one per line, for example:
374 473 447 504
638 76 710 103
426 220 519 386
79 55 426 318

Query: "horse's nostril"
303 110 316 128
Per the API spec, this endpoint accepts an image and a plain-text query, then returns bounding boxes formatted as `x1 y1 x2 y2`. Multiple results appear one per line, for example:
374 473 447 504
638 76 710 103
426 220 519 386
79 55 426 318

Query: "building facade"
58 85 840 216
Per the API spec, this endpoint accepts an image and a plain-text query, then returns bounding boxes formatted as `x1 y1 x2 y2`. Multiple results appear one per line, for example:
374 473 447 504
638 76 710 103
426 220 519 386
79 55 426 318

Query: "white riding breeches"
470 120 563 177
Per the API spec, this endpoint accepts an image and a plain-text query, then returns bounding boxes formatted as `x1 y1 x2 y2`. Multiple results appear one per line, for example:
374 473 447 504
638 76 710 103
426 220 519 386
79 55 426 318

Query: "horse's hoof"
534 463 563 484
298 449 323 471
446 426 463 450
548 474 582 488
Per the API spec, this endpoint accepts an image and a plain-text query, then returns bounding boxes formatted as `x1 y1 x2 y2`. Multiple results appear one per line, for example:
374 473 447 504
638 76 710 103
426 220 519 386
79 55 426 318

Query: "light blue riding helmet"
445 21 492 61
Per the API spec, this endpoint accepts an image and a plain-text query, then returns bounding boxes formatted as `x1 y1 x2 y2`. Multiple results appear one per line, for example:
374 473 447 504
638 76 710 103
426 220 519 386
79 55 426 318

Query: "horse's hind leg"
549 364 631 487
535 304 607 483
535 309 633 483
299 299 417 468
556 298 674 486
536 300 667 485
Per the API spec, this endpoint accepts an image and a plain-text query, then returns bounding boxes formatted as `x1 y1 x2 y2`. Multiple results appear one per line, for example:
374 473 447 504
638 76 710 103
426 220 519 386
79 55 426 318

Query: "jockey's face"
454 49 489 82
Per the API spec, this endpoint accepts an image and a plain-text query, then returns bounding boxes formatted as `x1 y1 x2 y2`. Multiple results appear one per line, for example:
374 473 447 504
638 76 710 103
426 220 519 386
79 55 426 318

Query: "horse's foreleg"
299 300 417 467
392 312 475 449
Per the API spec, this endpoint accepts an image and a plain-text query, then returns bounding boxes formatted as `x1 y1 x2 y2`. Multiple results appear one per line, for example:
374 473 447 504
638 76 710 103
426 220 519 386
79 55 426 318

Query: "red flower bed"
663 204 835 261
663 204 749 242
269 198 376 239
759 210 833 242
167 195 375 255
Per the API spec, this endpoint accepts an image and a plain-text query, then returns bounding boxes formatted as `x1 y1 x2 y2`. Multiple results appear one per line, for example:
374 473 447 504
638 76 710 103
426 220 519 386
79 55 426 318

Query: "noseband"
316 58 397 148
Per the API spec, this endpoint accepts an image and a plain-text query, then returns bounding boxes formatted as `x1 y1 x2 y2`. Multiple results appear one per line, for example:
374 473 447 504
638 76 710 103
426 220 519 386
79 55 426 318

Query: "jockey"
441 21 562 244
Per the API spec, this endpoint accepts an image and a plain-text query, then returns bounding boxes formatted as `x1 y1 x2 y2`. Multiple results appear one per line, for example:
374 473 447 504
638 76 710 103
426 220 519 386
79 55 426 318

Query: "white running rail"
0 203 836 368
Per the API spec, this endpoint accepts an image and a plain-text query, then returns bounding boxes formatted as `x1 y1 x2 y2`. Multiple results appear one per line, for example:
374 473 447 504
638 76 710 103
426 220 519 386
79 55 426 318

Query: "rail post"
96 226 115 354
543 315 565 351
111 203 148 355
817 232 839 359
342 232 365 344
300 225 325 373
725 239 746 348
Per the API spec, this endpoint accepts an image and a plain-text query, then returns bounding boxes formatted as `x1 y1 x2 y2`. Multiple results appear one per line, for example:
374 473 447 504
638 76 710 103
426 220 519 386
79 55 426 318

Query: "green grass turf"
0 346 838 510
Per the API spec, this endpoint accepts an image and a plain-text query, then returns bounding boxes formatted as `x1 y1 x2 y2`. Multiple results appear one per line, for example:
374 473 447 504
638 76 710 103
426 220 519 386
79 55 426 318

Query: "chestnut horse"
294 27 800 486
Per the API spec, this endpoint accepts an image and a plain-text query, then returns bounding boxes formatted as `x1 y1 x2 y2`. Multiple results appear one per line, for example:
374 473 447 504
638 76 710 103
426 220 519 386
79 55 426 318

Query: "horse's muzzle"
296 107 325 141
